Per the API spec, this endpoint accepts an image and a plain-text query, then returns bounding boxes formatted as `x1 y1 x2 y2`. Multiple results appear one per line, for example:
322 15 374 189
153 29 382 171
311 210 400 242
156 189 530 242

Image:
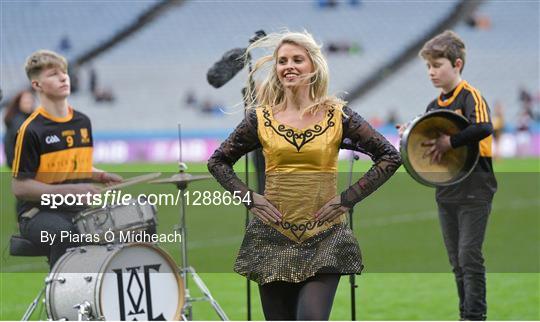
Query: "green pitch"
0 158 538 320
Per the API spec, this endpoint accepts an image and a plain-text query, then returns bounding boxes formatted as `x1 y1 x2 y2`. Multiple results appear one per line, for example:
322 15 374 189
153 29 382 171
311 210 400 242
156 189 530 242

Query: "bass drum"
46 243 183 321
400 110 479 187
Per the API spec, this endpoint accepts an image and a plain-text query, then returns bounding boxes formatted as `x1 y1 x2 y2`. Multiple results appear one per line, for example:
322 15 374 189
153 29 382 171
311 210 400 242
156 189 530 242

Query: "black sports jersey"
12 106 94 215
425 80 497 202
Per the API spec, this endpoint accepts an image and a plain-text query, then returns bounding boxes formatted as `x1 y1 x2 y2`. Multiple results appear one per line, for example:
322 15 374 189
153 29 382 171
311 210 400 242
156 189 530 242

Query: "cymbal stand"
21 285 46 321
175 125 228 321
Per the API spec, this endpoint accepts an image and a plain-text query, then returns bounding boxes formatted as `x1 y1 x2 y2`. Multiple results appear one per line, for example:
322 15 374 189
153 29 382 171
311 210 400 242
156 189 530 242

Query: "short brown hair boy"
419 30 466 72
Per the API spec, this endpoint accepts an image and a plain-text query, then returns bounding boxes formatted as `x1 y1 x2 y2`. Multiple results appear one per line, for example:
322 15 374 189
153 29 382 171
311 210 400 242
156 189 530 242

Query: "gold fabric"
208 105 400 284
234 219 362 284
256 107 346 243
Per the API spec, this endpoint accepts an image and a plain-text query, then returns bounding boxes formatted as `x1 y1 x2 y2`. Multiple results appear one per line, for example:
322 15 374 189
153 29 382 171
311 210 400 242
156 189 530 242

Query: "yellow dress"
208 105 401 284
257 106 346 243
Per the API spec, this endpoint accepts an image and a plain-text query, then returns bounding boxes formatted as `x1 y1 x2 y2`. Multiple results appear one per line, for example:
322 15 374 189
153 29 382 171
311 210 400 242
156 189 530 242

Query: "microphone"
207 47 247 88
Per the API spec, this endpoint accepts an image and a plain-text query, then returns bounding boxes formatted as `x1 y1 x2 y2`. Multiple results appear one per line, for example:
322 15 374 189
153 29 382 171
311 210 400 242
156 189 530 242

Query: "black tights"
258 274 340 321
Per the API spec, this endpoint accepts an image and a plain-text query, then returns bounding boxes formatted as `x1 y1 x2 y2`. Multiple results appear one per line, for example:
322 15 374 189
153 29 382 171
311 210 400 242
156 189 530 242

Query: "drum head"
46 244 183 321
400 110 479 187
100 244 184 321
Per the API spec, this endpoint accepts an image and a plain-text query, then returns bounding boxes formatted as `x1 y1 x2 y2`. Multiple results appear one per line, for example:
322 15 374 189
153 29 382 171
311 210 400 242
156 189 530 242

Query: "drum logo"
113 264 166 321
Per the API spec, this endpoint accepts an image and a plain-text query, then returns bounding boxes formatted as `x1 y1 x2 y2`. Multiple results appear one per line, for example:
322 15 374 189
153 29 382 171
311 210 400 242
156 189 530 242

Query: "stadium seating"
1 1 538 134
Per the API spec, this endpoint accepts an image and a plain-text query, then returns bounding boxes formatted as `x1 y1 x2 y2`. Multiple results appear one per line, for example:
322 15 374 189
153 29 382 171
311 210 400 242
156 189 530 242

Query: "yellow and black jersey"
12 106 94 214
426 80 497 202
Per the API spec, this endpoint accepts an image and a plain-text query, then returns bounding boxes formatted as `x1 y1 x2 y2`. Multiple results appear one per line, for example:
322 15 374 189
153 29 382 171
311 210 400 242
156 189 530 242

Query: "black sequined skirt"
234 218 363 284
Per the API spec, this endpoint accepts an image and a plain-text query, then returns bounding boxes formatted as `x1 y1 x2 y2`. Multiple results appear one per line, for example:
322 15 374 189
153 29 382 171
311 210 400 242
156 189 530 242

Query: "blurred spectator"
3 90 36 218
518 86 539 121
317 0 361 8
368 115 383 128
68 66 80 94
185 90 197 108
326 41 362 55
3 90 35 168
386 109 400 126
318 0 338 8
516 109 532 157
58 35 72 53
519 86 533 108
88 67 115 103
94 88 115 103
200 98 224 115
465 13 492 30
89 67 97 94
201 98 213 113
492 101 505 159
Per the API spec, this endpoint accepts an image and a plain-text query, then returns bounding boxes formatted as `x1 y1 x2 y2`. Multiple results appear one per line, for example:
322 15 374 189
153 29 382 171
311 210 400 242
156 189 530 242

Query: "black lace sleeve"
339 106 402 208
207 109 262 208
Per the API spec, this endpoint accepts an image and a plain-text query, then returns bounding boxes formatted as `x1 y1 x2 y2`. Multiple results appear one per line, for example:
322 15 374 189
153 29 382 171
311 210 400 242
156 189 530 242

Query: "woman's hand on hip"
250 192 283 224
314 195 349 223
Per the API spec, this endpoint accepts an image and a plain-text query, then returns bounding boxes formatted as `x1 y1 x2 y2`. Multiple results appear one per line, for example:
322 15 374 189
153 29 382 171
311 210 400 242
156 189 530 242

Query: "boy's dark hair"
419 30 466 73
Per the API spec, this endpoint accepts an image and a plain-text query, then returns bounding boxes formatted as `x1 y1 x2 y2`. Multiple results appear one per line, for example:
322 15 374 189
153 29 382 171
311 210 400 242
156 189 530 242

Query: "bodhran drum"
400 110 479 187
46 243 183 321
74 198 157 243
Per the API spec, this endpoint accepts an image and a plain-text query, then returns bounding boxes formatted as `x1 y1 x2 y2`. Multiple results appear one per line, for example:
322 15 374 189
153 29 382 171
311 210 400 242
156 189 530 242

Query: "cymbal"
100 172 162 192
149 173 214 184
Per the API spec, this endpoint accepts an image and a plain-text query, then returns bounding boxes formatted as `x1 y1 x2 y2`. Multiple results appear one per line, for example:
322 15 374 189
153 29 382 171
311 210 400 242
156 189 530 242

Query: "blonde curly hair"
244 30 346 116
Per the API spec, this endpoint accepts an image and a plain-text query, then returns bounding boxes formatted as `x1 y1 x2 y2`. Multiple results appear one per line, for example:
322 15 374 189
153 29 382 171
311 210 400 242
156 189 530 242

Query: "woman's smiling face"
276 42 314 89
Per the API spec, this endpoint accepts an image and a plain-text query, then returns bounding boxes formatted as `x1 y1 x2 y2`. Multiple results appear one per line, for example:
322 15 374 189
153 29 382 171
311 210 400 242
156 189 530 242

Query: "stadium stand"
1 1 538 158
355 1 539 127
3 1 459 132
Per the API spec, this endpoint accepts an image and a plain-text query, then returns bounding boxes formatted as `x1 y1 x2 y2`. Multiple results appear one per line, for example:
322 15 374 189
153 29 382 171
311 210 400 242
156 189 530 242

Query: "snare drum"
400 110 479 187
46 243 183 321
74 199 156 243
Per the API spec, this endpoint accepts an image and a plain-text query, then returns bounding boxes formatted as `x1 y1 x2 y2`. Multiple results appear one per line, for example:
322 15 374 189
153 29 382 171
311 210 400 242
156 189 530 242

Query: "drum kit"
400 110 479 187
20 165 229 321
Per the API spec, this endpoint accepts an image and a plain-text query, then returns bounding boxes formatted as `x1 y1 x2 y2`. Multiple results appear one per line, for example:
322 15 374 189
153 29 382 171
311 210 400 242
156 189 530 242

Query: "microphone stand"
242 51 255 322
241 30 265 321
347 151 360 320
